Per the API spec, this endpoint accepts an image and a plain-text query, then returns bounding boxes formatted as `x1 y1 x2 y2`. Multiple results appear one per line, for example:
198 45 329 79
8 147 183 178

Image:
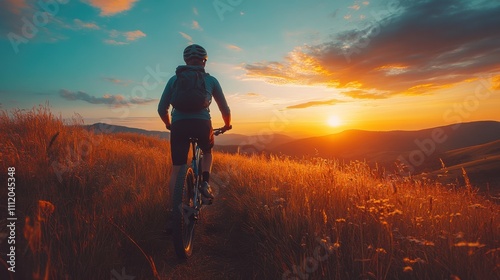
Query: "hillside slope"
425 140 500 189
272 121 500 166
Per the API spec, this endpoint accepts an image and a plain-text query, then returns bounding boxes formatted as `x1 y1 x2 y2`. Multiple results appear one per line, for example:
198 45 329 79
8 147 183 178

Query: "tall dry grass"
1 106 170 279
1 106 499 279
213 154 500 279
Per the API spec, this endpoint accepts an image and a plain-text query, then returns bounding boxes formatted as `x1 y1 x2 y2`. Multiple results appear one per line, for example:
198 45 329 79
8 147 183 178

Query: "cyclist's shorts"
170 119 214 165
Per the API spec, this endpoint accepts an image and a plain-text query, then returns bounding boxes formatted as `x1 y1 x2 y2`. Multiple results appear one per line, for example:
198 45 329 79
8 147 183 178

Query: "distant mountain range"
271 121 500 189
85 121 500 190
85 123 295 150
272 121 500 165
87 123 170 139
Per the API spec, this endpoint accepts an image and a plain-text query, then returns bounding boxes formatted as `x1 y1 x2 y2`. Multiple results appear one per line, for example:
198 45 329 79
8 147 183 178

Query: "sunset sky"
1 0 499 137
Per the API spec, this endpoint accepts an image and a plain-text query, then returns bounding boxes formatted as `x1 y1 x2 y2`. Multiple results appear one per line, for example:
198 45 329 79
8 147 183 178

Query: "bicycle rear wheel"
172 165 196 259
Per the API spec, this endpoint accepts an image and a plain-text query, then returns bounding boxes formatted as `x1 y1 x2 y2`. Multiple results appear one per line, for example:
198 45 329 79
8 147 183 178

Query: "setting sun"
327 115 342 127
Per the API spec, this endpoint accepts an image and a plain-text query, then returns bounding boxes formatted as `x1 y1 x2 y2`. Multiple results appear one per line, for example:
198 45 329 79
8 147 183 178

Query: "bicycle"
171 126 231 259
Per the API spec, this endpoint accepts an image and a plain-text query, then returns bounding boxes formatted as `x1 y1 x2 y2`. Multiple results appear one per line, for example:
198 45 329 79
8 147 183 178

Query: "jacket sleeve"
210 77 231 118
157 77 175 118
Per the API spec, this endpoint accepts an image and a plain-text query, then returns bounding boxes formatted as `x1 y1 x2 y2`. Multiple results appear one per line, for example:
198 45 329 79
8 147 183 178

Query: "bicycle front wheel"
172 165 196 259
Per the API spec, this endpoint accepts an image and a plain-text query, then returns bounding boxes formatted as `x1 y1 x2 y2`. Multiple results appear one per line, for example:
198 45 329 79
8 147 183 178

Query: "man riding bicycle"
158 44 231 206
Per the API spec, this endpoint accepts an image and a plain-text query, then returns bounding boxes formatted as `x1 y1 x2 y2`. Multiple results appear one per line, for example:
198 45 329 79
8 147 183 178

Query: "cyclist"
158 44 231 205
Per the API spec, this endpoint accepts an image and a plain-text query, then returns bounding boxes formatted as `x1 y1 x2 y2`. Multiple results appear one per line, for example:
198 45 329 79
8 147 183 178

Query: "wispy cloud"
492 75 500 90
104 29 146 45
245 1 500 99
179 32 193 42
191 20 202 31
228 92 269 105
85 0 139 16
103 77 133 86
349 4 360 10
60 89 157 107
226 44 242 51
342 90 389 99
124 30 146 41
245 93 260 97
287 99 344 109
193 7 199 16
74 19 101 30
104 39 128 45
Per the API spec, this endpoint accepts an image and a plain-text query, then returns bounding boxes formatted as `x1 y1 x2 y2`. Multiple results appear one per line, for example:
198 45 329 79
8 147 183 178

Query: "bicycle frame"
188 138 203 219
172 126 231 259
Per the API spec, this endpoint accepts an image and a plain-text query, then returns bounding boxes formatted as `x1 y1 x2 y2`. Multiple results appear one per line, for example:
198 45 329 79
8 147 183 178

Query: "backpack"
170 66 210 112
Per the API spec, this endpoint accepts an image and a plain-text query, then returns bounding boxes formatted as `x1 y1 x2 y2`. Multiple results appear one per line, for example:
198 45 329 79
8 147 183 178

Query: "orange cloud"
0 0 29 33
342 90 389 99
490 75 500 90
244 48 339 87
245 1 500 99
5 0 27 14
245 93 260 97
86 0 138 16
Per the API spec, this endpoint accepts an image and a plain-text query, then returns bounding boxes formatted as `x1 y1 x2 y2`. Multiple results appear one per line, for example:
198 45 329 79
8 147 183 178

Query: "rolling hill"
270 121 500 189
272 121 500 164
85 121 500 189
85 123 294 151
423 139 500 189
86 123 170 139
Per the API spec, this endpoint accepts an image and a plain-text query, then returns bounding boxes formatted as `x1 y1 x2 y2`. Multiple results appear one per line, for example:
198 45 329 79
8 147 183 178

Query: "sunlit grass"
213 153 500 279
0 105 170 279
1 106 499 279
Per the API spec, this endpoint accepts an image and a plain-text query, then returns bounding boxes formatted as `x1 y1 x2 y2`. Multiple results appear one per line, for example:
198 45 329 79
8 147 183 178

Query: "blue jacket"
157 65 230 123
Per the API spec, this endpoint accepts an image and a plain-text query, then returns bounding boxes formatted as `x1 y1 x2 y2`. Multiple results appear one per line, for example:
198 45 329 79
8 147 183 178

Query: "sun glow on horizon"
327 115 343 127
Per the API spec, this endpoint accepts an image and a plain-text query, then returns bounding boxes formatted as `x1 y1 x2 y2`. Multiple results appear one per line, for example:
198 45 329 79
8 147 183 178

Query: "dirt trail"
148 174 259 280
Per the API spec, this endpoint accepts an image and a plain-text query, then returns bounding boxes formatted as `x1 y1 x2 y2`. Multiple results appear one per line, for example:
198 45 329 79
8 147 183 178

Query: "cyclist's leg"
195 119 214 182
169 120 191 196
193 119 215 199
201 153 212 179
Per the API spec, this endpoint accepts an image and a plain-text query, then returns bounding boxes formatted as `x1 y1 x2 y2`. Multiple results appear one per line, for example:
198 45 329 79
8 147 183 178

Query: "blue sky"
1 0 500 136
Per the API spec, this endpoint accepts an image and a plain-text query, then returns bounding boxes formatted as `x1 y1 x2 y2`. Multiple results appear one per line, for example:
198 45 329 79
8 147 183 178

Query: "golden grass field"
1 106 499 279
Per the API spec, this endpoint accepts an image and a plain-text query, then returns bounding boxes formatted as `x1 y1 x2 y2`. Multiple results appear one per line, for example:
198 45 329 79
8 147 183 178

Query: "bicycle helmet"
183 44 208 62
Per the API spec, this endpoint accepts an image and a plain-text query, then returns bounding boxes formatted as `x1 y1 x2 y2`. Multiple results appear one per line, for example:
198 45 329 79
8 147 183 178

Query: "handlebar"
214 125 232 136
